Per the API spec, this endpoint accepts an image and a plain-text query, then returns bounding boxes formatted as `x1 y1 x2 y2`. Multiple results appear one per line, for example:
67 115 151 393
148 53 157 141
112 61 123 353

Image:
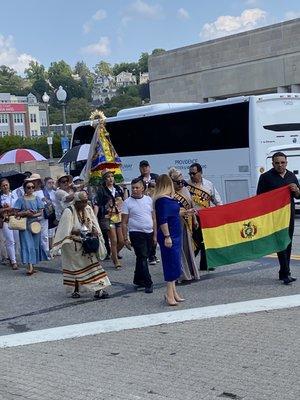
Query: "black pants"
277 219 294 279
193 215 208 271
129 231 153 288
148 242 157 261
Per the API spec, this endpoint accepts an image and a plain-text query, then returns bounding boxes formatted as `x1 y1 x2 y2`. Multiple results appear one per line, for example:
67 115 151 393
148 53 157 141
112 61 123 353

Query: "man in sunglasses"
187 163 222 271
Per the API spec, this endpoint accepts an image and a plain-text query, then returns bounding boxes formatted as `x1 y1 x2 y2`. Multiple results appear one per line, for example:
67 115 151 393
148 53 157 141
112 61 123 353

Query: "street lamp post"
42 91 53 159
56 85 67 138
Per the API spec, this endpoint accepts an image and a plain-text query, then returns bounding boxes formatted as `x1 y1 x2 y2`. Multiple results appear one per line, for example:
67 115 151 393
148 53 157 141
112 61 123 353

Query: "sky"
1 0 300 74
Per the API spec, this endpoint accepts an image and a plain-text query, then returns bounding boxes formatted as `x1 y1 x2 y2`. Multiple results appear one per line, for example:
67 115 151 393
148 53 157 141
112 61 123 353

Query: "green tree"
66 97 92 123
94 61 112 76
112 62 139 76
48 60 73 89
0 65 24 94
24 61 47 82
151 48 166 56
138 52 149 73
109 93 141 109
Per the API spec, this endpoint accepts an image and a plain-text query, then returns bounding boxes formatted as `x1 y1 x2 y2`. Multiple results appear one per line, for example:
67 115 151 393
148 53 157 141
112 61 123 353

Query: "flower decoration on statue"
87 110 123 185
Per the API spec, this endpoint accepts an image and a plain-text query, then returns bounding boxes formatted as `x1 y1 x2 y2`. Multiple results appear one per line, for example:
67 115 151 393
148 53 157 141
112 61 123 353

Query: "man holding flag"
257 152 300 285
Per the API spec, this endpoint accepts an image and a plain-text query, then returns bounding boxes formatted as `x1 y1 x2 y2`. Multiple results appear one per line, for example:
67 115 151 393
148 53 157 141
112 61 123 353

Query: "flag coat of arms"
198 186 291 268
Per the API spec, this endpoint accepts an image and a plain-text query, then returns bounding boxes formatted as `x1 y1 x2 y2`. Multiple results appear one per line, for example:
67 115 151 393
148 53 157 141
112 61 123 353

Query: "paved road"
0 218 299 336
1 307 299 400
0 219 299 400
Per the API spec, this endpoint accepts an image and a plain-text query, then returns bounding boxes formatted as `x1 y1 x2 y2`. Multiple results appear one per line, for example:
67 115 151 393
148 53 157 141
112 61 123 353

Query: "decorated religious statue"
87 110 123 185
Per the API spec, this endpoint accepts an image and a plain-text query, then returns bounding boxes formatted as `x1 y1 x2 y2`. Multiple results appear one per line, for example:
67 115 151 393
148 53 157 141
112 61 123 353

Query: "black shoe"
208 267 215 271
104 255 110 260
94 290 109 299
145 285 153 293
134 281 146 288
71 292 80 298
117 254 122 259
279 276 297 282
282 278 292 285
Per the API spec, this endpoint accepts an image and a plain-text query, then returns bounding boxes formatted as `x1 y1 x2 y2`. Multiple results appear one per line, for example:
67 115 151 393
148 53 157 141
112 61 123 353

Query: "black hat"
139 160 149 167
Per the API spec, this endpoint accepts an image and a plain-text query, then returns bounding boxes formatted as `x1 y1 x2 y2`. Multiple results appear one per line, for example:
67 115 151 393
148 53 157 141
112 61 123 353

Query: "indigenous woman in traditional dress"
14 181 47 275
52 191 110 299
168 168 200 283
0 178 18 270
154 175 191 306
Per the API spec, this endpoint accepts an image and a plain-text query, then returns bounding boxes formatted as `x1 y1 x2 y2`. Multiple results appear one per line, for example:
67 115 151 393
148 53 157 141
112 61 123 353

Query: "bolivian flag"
198 186 291 268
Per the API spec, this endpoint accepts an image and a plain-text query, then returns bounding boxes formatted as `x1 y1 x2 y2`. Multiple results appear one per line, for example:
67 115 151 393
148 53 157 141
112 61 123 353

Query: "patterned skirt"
61 241 111 293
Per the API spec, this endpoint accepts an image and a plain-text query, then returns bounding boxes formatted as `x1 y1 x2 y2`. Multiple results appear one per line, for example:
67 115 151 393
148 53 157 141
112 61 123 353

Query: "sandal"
71 292 80 298
94 290 109 299
11 263 19 270
115 263 122 269
26 270 34 276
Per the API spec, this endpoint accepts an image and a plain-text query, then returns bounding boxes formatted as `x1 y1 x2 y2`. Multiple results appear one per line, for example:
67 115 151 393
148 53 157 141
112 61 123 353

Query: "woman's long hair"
153 174 175 201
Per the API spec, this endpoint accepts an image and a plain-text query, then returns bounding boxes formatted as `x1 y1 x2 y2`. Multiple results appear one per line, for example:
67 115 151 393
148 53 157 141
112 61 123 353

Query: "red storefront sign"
0 103 26 113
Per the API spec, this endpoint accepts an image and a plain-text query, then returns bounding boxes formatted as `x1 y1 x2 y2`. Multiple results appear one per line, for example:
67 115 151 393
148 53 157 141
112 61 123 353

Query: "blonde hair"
168 167 183 181
153 174 175 200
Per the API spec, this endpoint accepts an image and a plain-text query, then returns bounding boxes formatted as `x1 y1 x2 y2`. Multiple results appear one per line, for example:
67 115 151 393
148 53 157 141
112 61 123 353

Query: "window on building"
0 114 9 124
30 114 37 123
13 113 24 123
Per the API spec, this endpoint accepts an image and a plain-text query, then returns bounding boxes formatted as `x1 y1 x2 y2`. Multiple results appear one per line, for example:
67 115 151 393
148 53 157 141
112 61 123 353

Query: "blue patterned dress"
155 197 182 282
14 196 48 264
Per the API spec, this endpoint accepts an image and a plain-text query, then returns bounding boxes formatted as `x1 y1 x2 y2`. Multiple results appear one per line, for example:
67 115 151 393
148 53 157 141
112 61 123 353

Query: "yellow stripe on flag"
202 203 290 250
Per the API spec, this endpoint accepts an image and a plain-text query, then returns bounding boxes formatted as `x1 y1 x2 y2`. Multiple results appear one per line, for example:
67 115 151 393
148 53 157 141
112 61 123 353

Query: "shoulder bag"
8 215 27 231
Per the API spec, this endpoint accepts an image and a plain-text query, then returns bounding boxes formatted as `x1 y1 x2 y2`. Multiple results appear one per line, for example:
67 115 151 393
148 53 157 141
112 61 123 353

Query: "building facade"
149 18 300 103
116 71 137 87
0 92 44 137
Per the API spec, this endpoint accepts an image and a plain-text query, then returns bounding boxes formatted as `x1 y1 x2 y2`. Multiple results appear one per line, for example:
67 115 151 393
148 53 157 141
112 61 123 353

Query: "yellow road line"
265 254 300 260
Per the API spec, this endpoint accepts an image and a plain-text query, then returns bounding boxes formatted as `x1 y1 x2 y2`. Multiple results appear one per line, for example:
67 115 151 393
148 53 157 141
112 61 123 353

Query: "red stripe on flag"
199 186 291 229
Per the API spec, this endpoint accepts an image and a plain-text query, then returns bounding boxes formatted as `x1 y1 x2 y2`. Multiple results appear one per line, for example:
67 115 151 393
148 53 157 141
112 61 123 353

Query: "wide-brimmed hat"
24 173 42 182
57 173 73 184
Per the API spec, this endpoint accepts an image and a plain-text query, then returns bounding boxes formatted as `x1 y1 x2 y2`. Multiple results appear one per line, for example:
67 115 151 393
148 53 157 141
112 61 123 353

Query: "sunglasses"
60 179 69 184
172 179 184 185
26 185 35 189
188 171 198 176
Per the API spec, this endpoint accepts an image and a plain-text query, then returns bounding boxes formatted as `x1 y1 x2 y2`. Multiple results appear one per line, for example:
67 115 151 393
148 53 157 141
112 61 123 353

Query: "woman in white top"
0 178 18 270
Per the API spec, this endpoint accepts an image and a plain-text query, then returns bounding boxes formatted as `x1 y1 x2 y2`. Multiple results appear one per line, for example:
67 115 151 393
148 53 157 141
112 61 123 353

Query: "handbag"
8 215 27 231
81 233 100 254
30 221 41 234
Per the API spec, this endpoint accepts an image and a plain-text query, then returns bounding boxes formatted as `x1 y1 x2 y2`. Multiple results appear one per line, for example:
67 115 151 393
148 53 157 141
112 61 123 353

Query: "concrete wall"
149 18 300 103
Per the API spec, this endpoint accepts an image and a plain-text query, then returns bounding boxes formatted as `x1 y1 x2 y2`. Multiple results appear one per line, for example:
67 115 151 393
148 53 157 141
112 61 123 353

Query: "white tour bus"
71 93 300 205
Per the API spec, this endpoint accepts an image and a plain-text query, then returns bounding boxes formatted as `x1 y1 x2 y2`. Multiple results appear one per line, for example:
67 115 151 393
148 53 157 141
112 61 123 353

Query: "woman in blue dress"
155 174 191 306
14 181 47 275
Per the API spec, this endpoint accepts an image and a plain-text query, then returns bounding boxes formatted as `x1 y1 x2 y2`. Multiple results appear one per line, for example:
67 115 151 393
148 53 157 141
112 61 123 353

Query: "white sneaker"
149 259 156 265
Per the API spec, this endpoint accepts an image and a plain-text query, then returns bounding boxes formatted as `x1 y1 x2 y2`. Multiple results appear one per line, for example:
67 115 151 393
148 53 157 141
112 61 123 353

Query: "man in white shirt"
186 162 222 271
122 178 156 293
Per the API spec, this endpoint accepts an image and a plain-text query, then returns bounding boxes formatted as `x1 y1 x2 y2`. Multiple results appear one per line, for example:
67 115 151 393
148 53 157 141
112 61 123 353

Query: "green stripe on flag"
205 227 291 268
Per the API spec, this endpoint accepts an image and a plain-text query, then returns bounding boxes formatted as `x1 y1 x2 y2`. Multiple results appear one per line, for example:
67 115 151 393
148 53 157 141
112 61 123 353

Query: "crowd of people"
0 151 299 305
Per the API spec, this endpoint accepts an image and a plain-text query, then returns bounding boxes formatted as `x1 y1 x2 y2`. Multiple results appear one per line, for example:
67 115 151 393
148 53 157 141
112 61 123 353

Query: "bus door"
220 175 251 204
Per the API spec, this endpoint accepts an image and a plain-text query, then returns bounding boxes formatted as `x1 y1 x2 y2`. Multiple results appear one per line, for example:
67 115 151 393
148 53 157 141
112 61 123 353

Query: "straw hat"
25 173 42 182
57 173 73 184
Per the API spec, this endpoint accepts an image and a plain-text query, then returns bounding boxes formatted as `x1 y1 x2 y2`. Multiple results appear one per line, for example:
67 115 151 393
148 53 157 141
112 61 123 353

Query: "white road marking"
1 295 299 348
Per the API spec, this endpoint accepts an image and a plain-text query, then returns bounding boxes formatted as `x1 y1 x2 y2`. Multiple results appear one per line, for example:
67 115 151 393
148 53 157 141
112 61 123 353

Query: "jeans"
129 231 153 288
